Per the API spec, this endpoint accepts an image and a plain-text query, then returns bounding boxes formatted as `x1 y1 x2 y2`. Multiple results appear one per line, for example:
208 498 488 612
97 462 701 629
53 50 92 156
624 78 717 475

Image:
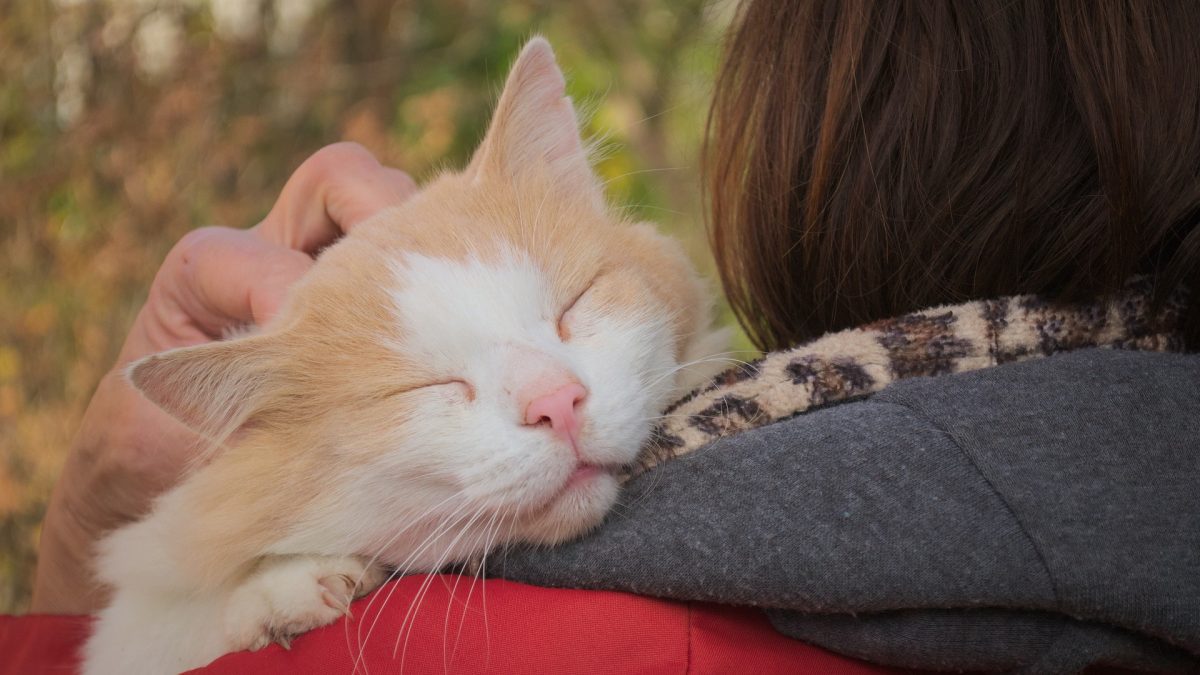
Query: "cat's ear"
467 37 597 196
127 334 281 439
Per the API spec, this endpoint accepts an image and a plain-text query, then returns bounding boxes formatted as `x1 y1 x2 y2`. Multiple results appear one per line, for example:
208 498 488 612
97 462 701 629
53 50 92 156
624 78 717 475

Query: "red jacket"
2 575 899 674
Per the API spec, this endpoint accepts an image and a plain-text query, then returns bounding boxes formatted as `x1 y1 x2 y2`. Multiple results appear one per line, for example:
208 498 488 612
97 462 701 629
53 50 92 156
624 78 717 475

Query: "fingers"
253 142 418 253
143 144 417 347
153 226 313 339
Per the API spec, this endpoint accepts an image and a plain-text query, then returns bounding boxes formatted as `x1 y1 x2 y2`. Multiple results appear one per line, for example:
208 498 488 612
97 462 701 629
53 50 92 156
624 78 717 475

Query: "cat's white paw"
224 555 388 652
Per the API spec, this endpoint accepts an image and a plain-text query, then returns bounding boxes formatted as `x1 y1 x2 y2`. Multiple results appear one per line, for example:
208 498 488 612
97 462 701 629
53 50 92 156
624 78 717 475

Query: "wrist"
31 370 166 614
31 480 108 614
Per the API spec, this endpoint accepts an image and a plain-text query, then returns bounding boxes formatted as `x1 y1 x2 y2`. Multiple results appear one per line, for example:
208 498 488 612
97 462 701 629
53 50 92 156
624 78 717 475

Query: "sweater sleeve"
490 349 1200 672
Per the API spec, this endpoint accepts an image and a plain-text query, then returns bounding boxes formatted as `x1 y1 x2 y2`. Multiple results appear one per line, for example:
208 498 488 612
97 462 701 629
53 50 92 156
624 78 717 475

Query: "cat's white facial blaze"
387 249 675 510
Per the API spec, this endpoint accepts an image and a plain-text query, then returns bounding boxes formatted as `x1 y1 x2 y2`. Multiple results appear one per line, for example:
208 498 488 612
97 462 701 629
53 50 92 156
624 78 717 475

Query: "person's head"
706 0 1200 351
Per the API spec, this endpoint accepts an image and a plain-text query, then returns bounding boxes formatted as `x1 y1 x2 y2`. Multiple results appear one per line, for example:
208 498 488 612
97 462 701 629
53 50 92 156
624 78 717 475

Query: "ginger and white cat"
83 38 724 674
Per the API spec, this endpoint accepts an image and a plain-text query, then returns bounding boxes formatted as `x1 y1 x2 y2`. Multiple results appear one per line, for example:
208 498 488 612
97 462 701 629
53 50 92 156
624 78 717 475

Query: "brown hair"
705 0 1200 351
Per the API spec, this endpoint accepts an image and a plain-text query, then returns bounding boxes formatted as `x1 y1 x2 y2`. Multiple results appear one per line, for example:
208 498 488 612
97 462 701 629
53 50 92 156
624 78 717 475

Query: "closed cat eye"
557 277 597 341
385 379 474 401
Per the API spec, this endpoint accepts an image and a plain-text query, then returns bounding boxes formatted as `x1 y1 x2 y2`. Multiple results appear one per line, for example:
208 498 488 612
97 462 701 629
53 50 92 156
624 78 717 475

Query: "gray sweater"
492 349 1200 673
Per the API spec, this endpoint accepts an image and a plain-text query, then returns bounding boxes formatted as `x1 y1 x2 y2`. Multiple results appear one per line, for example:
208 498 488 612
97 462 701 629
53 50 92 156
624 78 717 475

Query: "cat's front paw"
224 555 388 651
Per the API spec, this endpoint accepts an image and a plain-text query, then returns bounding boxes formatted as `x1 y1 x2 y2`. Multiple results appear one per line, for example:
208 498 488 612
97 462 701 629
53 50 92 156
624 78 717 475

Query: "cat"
82 37 726 674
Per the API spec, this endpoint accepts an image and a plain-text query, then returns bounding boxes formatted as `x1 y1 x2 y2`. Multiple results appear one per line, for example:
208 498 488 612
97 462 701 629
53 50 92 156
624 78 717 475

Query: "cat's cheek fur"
512 470 622 546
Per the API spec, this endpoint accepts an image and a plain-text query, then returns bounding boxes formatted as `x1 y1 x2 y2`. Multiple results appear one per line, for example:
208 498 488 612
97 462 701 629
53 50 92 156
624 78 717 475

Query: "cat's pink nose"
523 382 587 448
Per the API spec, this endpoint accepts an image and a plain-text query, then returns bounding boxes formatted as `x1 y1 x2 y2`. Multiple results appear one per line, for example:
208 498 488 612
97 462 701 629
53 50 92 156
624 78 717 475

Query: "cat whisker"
372 516 475 672
642 354 753 392
394 504 492 669
355 498 467 633
393 509 495 670
615 202 687 217
643 351 758 377
355 490 462 591
645 350 760 371
478 508 516 663
616 459 669 513
447 507 504 669
640 409 732 423
346 491 464 671
497 501 522 580
440 510 496 672
354 497 476 674
599 166 685 189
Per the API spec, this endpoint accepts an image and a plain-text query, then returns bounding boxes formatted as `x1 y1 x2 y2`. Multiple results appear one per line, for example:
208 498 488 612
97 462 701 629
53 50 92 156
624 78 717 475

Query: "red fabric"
0 612 92 674
1 576 899 674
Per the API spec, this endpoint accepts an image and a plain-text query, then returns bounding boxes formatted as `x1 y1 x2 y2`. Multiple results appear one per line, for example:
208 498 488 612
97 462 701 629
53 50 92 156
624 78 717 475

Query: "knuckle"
172 226 230 262
307 142 378 175
161 226 240 289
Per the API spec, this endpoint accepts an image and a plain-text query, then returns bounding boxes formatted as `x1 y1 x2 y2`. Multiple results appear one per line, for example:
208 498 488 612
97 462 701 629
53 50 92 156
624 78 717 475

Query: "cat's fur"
83 38 725 674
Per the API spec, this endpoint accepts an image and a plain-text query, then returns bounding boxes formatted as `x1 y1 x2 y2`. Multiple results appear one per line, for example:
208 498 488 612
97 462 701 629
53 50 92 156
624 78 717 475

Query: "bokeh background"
0 0 737 612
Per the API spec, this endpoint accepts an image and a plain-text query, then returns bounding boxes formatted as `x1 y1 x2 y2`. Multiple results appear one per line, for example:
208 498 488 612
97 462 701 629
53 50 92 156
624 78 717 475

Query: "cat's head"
129 38 724 568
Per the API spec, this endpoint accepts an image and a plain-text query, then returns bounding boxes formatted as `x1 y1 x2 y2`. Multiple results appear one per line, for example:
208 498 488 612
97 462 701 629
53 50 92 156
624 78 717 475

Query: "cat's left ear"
467 37 598 198
126 334 282 441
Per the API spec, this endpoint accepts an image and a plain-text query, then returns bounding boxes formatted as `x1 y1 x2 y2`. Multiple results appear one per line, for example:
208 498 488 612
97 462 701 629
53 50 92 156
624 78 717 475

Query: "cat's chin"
511 469 620 547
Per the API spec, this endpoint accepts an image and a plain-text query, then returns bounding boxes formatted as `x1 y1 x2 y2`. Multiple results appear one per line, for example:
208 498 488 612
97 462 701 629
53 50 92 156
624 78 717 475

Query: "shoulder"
871 348 1200 448
691 348 1200 482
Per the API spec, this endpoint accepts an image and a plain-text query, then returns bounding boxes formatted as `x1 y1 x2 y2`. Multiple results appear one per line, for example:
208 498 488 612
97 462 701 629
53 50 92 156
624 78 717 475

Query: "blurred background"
0 0 736 612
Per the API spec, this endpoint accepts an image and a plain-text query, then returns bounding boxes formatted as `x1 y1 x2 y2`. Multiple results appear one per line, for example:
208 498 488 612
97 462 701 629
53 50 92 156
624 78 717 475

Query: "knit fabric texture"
631 277 1186 479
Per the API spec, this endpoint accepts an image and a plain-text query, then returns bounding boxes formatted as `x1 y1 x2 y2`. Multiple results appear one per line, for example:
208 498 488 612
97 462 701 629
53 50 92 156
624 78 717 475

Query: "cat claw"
319 589 352 618
225 557 385 655
318 574 354 616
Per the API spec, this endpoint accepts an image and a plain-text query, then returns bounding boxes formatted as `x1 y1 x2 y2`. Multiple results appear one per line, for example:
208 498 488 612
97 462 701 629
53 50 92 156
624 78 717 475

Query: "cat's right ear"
466 37 598 199
127 335 281 440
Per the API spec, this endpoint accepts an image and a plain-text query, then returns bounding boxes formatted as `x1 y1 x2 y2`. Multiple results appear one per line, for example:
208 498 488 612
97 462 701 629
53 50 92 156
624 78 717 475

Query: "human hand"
32 143 417 614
